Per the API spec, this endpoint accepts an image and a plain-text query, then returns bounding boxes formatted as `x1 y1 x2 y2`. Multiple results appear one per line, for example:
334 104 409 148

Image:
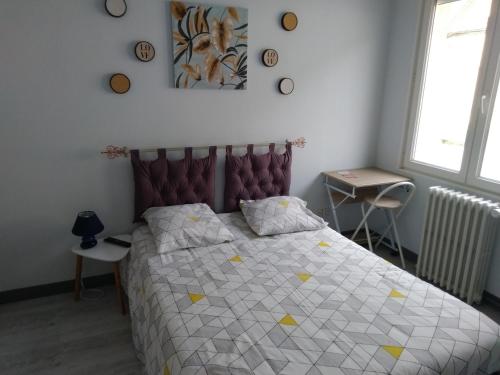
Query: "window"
480 79 500 182
404 0 500 194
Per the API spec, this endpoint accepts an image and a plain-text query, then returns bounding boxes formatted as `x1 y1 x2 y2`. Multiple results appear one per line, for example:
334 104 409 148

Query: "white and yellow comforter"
127 213 500 375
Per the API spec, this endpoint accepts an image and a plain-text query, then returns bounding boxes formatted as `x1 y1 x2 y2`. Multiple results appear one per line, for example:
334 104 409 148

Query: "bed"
124 144 500 375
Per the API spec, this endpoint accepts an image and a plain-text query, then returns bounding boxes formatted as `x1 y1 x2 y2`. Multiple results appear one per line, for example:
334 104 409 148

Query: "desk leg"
376 209 397 252
325 183 341 233
74 255 82 301
360 203 373 252
112 262 127 315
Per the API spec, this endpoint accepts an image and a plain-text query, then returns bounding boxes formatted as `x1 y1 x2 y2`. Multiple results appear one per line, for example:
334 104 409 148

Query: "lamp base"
80 235 98 249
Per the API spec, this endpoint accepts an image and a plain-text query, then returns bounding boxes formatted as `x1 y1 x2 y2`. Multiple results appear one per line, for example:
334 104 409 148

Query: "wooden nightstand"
71 234 131 315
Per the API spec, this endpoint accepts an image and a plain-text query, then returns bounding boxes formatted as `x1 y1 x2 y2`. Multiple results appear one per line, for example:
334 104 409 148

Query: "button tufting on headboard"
130 146 217 222
223 143 292 212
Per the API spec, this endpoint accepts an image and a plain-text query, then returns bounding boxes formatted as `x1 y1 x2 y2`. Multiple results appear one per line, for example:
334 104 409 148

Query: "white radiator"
416 186 500 304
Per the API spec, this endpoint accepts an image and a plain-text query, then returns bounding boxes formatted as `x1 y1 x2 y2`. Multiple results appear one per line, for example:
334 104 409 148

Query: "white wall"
376 0 500 298
0 0 392 291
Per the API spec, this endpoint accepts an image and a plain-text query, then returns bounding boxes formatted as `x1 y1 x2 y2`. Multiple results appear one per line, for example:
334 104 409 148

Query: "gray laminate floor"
1 245 499 375
0 286 143 375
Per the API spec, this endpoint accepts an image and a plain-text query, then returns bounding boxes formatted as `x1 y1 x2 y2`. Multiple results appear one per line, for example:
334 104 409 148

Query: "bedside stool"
71 234 131 315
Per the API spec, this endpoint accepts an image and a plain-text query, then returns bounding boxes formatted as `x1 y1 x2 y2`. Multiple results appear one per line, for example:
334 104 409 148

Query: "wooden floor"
0 286 143 375
1 247 499 375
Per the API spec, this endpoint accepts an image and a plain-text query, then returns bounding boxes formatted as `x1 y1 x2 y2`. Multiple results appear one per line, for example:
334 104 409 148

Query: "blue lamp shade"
72 211 104 249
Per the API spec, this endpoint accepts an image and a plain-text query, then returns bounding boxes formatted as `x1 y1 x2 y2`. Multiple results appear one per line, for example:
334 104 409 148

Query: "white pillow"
240 196 328 236
143 203 235 253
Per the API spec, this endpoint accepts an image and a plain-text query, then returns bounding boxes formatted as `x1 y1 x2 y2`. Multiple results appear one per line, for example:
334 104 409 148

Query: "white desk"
323 167 410 232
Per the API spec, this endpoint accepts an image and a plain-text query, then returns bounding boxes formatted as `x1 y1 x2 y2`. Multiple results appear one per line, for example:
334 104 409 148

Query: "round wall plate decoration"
135 41 155 62
105 0 127 18
278 78 294 95
109 73 130 94
262 49 279 67
281 12 298 31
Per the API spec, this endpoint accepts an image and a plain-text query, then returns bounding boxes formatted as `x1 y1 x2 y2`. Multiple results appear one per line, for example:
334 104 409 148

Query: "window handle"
481 95 489 115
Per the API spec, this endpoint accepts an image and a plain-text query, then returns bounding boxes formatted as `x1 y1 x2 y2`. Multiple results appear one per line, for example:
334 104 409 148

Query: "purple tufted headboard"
130 147 216 222
224 143 292 212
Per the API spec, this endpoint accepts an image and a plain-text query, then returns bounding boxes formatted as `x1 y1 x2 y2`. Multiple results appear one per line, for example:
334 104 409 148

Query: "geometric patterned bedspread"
126 213 500 375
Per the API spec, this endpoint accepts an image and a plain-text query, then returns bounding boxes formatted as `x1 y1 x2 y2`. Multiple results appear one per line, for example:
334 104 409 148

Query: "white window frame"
402 0 500 195
466 22 500 192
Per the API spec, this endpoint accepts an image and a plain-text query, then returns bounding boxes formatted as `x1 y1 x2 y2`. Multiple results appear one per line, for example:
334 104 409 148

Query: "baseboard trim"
484 291 500 309
0 273 114 304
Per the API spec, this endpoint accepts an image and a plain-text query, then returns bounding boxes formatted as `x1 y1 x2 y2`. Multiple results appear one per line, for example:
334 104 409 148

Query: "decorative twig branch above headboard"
101 137 306 159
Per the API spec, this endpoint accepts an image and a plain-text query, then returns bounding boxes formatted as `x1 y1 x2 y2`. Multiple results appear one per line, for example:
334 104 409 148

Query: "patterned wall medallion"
109 73 131 94
135 41 155 62
262 49 278 67
105 0 127 17
281 12 298 31
170 1 248 90
278 78 294 95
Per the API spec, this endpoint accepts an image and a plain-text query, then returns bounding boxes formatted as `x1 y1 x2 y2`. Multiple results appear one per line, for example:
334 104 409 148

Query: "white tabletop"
71 234 132 262
323 167 410 188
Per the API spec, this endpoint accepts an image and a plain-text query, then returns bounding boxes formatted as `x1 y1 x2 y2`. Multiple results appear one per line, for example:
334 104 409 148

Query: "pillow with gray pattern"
143 203 235 253
239 196 328 236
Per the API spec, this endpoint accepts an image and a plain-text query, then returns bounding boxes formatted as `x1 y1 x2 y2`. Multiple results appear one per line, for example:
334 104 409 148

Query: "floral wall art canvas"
170 1 248 90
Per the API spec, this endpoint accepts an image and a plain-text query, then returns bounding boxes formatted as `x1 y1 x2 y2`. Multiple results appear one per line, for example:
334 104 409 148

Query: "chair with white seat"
351 181 416 269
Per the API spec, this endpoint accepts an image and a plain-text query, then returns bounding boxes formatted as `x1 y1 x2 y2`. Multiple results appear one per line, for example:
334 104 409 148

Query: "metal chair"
351 181 416 269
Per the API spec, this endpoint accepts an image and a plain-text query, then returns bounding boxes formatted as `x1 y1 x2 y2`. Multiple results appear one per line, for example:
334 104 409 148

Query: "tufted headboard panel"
130 147 217 222
224 143 292 212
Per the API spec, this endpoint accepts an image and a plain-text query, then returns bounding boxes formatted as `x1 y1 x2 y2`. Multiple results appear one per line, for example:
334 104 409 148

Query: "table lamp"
72 211 104 249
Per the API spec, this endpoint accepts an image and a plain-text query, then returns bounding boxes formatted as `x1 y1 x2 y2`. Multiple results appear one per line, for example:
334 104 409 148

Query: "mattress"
126 212 500 375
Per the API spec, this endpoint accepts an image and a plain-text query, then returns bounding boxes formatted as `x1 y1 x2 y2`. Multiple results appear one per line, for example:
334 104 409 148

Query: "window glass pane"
480 86 500 183
412 0 491 171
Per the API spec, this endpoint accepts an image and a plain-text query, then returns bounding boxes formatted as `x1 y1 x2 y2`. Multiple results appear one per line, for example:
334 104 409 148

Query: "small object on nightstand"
71 211 104 249
104 237 131 248
72 234 131 315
